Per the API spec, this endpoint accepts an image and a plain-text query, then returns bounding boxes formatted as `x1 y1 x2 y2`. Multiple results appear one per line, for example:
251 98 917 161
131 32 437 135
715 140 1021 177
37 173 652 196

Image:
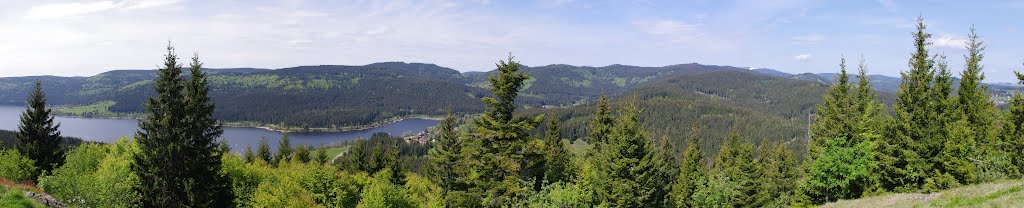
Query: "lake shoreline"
49 111 443 133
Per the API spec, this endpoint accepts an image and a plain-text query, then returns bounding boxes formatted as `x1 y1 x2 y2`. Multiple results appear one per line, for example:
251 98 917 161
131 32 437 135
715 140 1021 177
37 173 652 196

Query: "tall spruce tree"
672 126 707 208
274 132 292 166
752 142 799 207
16 80 63 178
588 94 614 151
542 112 571 186
257 136 272 163
183 53 234 207
470 55 542 206
1007 67 1024 175
886 16 937 191
710 130 756 207
810 56 854 159
597 98 664 207
427 113 461 195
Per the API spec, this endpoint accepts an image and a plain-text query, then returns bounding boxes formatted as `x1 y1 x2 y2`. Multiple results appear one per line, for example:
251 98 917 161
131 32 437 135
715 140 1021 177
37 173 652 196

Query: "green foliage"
16 80 64 178
672 126 707 208
751 142 800 207
133 45 232 207
543 113 572 186
356 169 414 208
709 131 756 207
295 145 312 163
591 98 668 207
257 137 272 163
691 175 739 208
0 186 45 208
403 173 444 207
39 138 141 208
519 182 594 208
315 145 329 165
427 113 461 197
470 55 543 206
0 149 37 182
275 132 293 166
801 137 878 203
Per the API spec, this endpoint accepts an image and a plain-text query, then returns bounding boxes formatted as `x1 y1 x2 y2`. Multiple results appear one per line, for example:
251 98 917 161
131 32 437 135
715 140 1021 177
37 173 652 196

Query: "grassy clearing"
324 145 351 159
0 185 44 208
54 101 140 118
822 180 1024 208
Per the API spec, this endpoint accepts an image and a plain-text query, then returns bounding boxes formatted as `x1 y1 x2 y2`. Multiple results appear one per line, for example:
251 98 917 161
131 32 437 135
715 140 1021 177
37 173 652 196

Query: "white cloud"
124 0 182 10
24 1 118 20
633 20 703 42
791 34 826 44
794 54 812 62
24 0 182 19
932 35 967 49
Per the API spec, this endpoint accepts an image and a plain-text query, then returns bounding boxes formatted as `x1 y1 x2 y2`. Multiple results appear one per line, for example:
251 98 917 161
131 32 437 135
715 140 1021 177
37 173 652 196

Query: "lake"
0 105 439 152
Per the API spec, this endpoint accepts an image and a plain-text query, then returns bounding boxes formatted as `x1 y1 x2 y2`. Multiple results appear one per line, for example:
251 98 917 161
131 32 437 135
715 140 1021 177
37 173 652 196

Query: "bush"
38 138 141 208
0 150 38 183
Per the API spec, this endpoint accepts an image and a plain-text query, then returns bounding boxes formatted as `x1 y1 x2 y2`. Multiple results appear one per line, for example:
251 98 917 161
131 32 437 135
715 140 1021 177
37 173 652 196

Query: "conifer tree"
257 137 272 163
315 145 329 164
470 55 542 206
243 145 255 163
274 132 292 166
886 16 937 191
16 80 63 178
183 53 234 207
542 112 571 186
428 113 461 194
672 126 707 208
752 142 799 207
294 145 311 163
710 130 756 207
589 94 614 150
810 56 854 160
597 98 663 207
1007 67 1024 175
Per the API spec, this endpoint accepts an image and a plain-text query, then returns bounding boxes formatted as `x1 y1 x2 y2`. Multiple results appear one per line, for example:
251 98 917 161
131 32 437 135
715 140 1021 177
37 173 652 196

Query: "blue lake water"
0 105 439 152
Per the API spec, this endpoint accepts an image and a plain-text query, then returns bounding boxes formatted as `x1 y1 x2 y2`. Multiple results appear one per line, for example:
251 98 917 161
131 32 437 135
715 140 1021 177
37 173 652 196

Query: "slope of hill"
822 180 1024 208
520 70 828 156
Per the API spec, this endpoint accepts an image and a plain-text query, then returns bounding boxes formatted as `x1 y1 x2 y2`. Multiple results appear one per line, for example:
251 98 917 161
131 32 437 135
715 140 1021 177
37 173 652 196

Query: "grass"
54 101 140 118
821 180 1024 208
324 145 351 159
0 184 44 208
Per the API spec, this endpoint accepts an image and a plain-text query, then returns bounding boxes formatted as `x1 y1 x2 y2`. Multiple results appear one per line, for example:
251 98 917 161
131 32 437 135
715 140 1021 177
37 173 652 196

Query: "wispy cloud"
633 19 703 42
24 0 182 19
791 34 826 44
24 1 118 19
794 54 812 62
932 34 967 49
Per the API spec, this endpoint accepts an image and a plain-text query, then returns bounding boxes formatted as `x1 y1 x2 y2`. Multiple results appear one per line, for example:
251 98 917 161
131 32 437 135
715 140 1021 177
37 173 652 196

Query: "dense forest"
3 16 1024 207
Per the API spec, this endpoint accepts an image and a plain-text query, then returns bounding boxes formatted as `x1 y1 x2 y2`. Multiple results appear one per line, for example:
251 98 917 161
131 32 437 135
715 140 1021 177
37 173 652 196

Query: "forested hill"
0 62 926 130
521 70 829 155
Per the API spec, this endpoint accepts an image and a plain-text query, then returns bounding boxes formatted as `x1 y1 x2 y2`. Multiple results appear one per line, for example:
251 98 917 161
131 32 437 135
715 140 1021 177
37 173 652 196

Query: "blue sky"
2 0 1024 82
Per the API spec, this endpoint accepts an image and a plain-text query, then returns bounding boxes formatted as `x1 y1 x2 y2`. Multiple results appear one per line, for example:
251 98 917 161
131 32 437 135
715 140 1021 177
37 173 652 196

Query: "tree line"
2 16 1024 207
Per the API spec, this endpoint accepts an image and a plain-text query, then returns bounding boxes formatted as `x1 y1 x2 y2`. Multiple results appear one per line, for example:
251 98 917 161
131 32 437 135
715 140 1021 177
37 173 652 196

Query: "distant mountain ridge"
1 62 1018 129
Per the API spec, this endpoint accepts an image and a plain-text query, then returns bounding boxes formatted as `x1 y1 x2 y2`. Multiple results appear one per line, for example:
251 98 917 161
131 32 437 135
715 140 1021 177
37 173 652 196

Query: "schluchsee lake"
0 105 438 151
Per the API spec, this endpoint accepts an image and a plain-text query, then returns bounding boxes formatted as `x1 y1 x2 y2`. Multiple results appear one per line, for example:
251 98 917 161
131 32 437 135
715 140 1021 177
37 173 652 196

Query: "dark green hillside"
470 63 748 107
0 130 88 150
521 70 828 156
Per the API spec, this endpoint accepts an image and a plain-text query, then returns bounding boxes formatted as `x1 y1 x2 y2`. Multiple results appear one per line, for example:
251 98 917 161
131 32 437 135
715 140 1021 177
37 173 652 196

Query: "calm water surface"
0 106 438 152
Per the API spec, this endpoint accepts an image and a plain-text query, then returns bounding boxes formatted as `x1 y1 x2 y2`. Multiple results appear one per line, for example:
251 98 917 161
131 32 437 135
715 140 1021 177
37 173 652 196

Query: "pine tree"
16 80 63 179
710 130 756 207
752 142 799 207
542 112 571 186
810 56 854 158
588 94 614 149
673 126 707 208
133 44 190 207
428 113 461 196
274 132 292 166
470 55 543 206
886 16 937 191
598 98 662 207
243 145 255 163
294 145 311 163
183 53 234 207
315 145 329 164
1005 68 1024 175
257 136 272 163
